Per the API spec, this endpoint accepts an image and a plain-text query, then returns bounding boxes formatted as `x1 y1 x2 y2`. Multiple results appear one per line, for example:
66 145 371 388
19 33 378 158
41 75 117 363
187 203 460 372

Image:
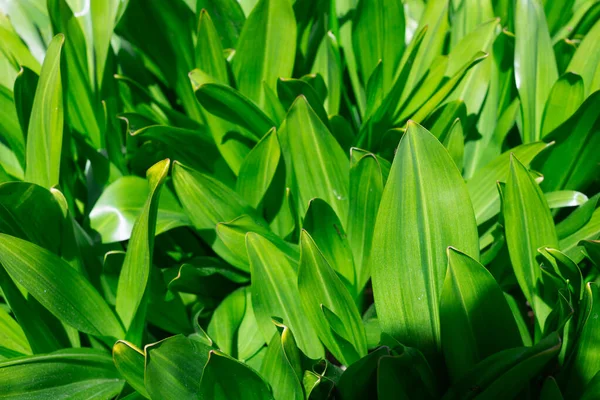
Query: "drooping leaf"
371 121 479 362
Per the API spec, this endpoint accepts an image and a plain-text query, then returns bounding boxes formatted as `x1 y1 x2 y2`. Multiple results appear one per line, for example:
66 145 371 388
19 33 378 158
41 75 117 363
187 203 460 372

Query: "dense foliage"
0 0 599 398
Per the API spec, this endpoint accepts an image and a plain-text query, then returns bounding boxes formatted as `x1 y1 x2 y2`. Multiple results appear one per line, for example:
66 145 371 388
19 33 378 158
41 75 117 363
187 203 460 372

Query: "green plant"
0 0 599 398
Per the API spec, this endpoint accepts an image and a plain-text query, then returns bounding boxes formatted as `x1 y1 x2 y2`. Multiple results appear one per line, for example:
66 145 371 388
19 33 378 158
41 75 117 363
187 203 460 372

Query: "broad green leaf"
0 234 124 339
559 208 600 262
540 377 563 400
337 346 389 400
260 320 303 400
563 283 600 399
504 155 557 328
566 18 600 97
440 247 523 382
538 91 600 193
113 340 149 398
0 86 25 170
0 305 30 355
538 247 583 301
232 0 296 108
198 350 274 399
442 119 464 171
236 128 281 209
115 160 169 331
207 287 246 356
196 0 245 48
545 190 589 209
277 78 330 126
172 161 259 271
145 334 211 400
581 240 600 267
352 0 405 91
0 349 124 399
347 153 383 290
278 96 349 224
90 0 121 87
246 232 323 359
167 257 248 297
298 230 367 366
371 122 479 362
195 10 228 83
0 15 41 74
24 34 64 189
303 198 355 290
468 141 551 225
424 100 466 141
541 72 584 137
130 124 221 174
443 333 562 400
237 289 266 361
581 372 600 400
90 175 189 243
514 0 558 142
312 32 342 115
48 0 102 148
195 83 275 140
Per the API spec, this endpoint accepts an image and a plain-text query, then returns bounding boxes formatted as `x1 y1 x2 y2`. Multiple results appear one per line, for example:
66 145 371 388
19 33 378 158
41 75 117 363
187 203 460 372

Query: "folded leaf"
113 340 149 398
371 121 479 362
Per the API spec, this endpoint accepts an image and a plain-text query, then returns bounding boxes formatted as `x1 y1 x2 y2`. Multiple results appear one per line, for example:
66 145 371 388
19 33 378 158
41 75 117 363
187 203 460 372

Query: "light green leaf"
504 155 558 328
559 208 600 263
545 190 589 209
298 230 367 366
0 234 124 339
566 18 600 97
24 34 64 189
232 0 296 108
303 198 355 291
278 96 349 224
198 350 274 399
116 159 170 331
541 72 584 137
514 0 558 142
468 141 551 225
371 121 479 362
90 175 189 243
207 287 246 356
442 119 464 171
236 128 281 209
113 340 149 398
0 86 25 170
312 32 342 115
440 247 523 382
0 305 30 355
144 334 211 400
0 349 124 399
246 232 323 359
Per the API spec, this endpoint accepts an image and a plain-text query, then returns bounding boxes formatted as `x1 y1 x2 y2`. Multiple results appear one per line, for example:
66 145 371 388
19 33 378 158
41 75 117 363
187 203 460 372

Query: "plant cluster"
0 0 599 399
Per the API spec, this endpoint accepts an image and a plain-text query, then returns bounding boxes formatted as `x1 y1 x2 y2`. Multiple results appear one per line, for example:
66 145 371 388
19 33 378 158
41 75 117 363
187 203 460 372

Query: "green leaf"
298 230 367 366
0 86 25 170
559 207 600 263
194 83 275 140
468 141 551 225
538 91 600 193
246 232 323 359
0 349 124 399
443 332 562 400
514 0 558 142
440 247 523 381
303 198 355 291
337 346 390 400
371 121 479 362
24 34 64 189
566 18 600 97
545 190 589 209
504 155 558 328
113 340 149 398
198 350 274 399
196 0 245 49
0 305 30 355
278 96 349 224
540 376 564 400
90 175 189 243
167 257 248 297
277 78 330 126
312 32 342 115
237 289 266 361
442 119 464 172
0 234 124 339
563 283 600 399
260 319 304 400
581 371 600 400
231 0 296 108
207 287 246 356
145 334 211 400
541 72 584 137
352 0 405 91
347 152 383 290
581 240 600 268
236 128 281 209
116 159 170 331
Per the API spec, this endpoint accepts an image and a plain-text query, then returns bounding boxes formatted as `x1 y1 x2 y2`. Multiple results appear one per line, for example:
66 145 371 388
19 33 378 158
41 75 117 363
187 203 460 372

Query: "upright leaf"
371 121 479 362
504 155 558 328
24 34 63 189
116 159 170 330
113 340 149 398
